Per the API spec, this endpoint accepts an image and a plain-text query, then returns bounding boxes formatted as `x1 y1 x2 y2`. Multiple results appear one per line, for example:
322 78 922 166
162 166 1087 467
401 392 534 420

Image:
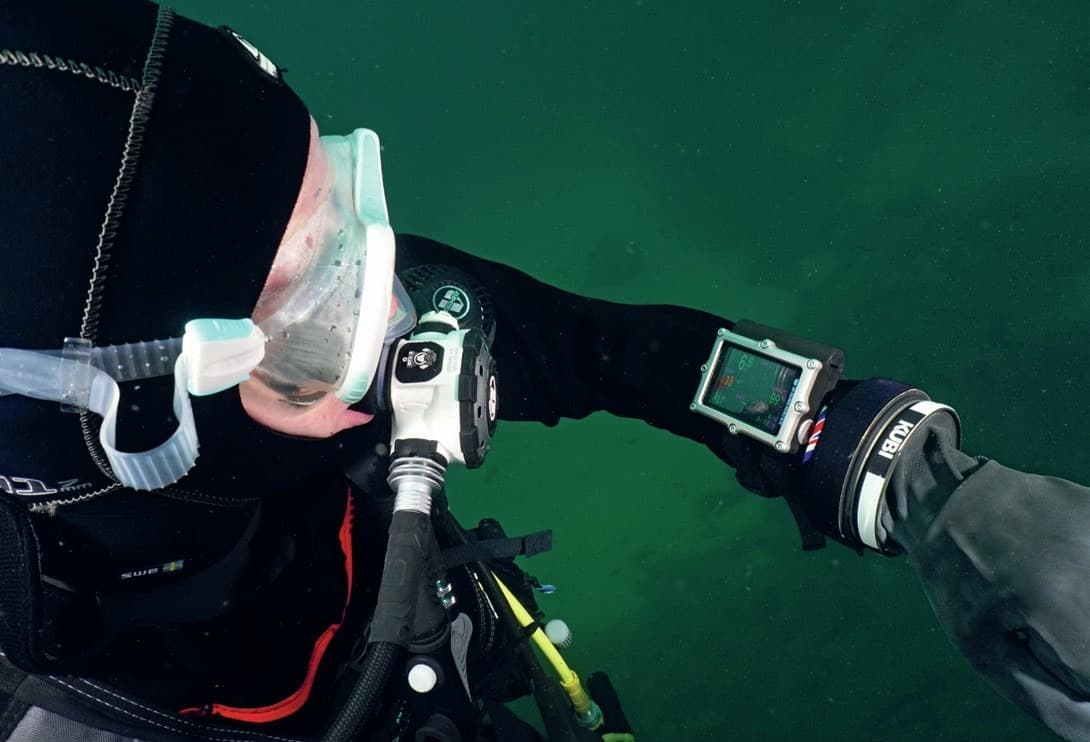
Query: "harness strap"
0 491 52 673
0 652 304 742
0 694 28 740
440 530 553 570
0 656 29 739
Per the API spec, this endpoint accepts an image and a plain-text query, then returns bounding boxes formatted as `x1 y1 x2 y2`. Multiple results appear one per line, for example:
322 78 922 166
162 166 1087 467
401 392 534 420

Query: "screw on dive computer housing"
691 320 844 454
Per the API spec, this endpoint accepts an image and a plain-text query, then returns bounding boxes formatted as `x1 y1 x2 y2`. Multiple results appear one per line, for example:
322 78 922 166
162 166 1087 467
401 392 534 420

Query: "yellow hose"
491 573 600 727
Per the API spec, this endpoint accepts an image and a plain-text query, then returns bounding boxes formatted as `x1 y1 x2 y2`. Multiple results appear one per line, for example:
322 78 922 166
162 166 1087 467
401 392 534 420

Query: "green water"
173 2 1088 739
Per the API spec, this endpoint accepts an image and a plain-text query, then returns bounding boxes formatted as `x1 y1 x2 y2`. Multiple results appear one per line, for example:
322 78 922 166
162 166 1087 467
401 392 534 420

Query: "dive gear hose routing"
493 574 602 730
322 475 444 741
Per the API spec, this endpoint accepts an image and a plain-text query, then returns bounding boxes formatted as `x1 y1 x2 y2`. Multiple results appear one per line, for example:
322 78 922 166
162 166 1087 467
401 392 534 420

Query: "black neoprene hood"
0 0 359 503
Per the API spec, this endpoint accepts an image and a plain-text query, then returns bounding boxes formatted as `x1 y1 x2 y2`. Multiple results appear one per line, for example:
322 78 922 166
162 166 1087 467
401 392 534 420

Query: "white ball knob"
544 619 573 648
407 662 438 693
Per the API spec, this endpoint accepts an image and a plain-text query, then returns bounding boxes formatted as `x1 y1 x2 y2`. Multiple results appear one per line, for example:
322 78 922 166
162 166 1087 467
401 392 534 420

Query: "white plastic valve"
544 619 573 649
407 661 439 693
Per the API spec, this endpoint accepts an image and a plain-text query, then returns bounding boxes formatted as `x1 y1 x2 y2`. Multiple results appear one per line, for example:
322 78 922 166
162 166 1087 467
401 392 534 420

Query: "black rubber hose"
324 509 433 741
472 567 594 742
437 514 597 742
323 641 399 742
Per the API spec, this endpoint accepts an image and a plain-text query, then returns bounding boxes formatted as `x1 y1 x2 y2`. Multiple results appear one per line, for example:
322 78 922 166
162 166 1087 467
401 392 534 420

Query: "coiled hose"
323 510 434 741
322 641 399 742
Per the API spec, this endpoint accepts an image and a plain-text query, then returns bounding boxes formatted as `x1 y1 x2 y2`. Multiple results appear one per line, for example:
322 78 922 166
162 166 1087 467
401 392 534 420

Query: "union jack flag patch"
802 407 828 463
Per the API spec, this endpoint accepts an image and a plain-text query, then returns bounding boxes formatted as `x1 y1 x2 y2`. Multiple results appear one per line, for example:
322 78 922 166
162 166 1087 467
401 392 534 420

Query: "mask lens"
249 129 412 410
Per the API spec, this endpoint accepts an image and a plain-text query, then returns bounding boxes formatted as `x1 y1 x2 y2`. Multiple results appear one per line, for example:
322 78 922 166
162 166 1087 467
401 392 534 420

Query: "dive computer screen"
703 346 801 435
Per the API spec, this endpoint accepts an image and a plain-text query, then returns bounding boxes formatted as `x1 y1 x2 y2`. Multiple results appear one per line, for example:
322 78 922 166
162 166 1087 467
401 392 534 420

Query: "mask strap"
0 319 263 491
0 343 196 490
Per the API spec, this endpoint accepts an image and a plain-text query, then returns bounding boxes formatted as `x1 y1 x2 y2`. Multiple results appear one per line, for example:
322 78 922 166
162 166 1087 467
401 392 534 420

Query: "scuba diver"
1 1 1089 740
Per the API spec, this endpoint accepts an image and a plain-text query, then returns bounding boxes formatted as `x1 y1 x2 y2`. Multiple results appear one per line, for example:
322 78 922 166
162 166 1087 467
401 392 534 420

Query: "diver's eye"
282 388 328 407
252 370 329 407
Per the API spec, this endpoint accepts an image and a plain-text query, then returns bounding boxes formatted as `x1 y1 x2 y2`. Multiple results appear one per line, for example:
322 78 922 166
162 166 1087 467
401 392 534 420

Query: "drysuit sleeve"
394 234 738 453
882 421 1090 742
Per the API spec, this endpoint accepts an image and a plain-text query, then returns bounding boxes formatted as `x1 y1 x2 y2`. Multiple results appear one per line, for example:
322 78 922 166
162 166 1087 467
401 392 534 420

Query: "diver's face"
238 117 375 439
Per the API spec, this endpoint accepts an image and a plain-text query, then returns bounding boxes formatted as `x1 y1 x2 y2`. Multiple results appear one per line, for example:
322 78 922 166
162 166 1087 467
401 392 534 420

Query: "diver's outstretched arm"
396 232 1090 741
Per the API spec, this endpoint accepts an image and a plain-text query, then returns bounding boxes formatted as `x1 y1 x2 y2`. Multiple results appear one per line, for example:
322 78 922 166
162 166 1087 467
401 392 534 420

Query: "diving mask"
0 128 415 491
251 130 416 407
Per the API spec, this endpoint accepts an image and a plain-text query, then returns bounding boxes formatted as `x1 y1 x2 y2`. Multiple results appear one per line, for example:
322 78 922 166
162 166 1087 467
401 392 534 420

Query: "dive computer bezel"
691 321 844 454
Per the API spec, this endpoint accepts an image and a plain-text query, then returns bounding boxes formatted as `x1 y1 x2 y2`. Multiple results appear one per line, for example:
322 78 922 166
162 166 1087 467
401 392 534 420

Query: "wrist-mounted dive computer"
691 320 844 455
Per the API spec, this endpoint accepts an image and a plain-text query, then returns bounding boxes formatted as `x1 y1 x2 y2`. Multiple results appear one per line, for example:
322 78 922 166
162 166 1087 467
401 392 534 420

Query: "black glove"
587 672 634 740
883 422 1090 741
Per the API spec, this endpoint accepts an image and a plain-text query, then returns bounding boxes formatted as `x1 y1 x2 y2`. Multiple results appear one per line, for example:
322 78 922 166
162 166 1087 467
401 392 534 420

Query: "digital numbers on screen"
705 347 801 435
